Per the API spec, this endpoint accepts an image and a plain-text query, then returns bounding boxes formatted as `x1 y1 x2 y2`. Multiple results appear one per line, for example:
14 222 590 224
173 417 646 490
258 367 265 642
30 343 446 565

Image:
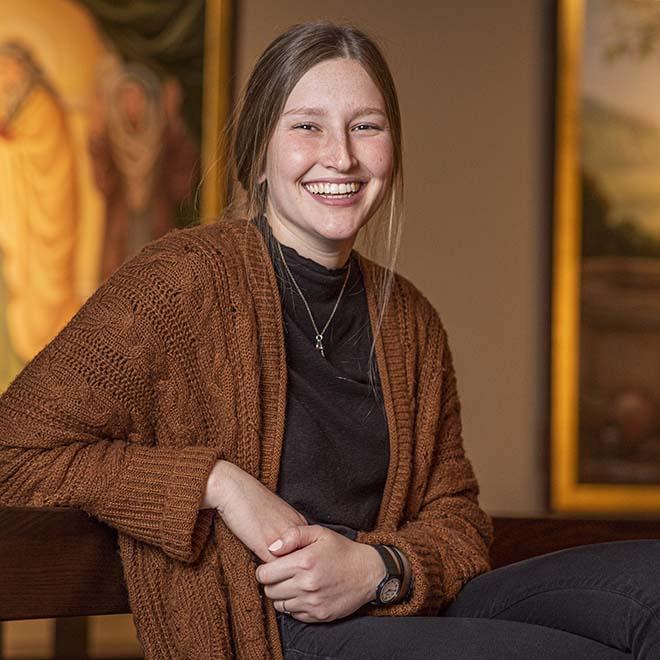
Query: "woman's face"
263 58 393 262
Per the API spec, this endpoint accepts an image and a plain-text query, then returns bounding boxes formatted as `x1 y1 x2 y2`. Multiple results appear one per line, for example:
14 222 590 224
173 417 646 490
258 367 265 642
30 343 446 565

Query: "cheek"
361 140 394 179
287 139 318 175
268 135 318 180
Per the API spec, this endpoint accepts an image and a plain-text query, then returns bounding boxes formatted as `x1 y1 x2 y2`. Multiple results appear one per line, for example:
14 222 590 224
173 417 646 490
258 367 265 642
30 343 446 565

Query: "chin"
314 223 364 245
312 214 372 242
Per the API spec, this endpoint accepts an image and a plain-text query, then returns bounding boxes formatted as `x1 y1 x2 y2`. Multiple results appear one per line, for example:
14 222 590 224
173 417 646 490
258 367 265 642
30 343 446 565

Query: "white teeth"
304 181 362 196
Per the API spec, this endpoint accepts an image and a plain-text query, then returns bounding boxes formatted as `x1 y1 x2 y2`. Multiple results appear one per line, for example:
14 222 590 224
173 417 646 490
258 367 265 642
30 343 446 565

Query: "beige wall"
235 0 551 513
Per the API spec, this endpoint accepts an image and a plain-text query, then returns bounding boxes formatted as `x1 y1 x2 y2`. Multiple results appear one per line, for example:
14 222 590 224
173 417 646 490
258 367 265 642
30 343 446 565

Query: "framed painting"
552 0 660 512
0 0 233 394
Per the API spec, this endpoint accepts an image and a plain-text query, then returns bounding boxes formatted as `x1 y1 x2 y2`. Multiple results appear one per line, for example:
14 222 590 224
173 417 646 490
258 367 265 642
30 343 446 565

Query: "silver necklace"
276 241 351 358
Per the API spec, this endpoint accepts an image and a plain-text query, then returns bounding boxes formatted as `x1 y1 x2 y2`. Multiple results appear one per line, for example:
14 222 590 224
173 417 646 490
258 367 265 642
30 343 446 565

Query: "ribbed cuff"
100 445 222 562
160 446 223 561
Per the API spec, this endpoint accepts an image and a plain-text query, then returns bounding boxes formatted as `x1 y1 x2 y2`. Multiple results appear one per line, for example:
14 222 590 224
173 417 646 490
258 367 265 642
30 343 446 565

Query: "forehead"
283 58 385 113
120 80 145 94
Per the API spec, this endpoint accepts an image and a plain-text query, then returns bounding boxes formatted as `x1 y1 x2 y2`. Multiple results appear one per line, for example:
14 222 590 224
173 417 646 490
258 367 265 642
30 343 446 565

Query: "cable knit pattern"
0 218 492 658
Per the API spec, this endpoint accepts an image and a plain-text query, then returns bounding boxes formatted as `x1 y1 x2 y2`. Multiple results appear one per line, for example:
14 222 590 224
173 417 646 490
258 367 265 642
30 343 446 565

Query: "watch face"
380 578 402 603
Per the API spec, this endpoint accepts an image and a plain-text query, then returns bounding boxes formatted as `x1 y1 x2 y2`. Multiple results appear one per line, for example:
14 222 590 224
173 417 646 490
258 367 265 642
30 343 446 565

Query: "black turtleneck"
258 220 389 533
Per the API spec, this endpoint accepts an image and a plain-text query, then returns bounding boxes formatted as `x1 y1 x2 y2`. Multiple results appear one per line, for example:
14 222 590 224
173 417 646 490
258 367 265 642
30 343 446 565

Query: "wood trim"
2 507 660 621
200 0 234 222
491 515 660 568
54 618 87 658
0 507 128 621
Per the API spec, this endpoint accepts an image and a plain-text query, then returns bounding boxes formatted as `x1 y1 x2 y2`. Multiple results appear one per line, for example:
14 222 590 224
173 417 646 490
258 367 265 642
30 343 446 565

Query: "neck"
265 214 353 269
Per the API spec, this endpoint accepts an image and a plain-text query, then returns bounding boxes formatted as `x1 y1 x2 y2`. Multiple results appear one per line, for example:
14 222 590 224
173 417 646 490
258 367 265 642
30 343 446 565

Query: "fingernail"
268 539 283 551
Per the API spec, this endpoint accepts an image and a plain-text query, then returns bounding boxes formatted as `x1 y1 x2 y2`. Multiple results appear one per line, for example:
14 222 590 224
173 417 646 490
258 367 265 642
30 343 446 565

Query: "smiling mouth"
303 181 364 198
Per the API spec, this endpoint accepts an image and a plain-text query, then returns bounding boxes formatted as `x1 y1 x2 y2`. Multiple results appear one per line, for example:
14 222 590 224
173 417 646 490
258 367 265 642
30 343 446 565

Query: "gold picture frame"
552 0 660 512
201 0 234 223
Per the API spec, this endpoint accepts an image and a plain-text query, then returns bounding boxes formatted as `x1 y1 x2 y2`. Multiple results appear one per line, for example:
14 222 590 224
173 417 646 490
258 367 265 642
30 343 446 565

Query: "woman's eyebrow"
282 106 386 117
352 106 387 117
282 106 326 117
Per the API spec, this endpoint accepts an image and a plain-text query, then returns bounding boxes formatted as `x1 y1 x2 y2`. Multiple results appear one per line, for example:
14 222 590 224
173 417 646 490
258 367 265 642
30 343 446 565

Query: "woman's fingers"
271 594 329 623
268 523 323 557
262 577 298 600
259 525 328 584
261 529 381 623
256 549 302 585
272 595 303 616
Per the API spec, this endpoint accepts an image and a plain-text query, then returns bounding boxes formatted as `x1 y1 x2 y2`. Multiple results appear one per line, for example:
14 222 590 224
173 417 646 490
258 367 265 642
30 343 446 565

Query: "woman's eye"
352 123 380 132
293 123 317 131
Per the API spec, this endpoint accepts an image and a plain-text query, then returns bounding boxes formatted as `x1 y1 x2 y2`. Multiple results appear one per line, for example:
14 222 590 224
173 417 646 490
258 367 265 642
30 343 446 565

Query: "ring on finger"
281 599 290 615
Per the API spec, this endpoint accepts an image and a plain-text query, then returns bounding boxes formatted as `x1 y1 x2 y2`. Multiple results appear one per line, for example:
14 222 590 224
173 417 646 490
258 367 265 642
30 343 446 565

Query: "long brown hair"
229 22 404 369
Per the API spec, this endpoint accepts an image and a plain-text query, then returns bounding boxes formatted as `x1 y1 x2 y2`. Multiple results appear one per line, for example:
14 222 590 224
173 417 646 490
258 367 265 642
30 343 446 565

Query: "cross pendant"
315 334 325 358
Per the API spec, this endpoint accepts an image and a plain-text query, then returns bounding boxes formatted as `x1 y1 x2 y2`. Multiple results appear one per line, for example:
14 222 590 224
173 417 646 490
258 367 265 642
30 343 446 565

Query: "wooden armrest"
0 507 128 620
491 516 660 568
2 507 660 620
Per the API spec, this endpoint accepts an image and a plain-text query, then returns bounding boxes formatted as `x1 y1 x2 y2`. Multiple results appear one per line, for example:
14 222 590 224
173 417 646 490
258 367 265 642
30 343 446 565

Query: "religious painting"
0 0 233 393
552 0 660 512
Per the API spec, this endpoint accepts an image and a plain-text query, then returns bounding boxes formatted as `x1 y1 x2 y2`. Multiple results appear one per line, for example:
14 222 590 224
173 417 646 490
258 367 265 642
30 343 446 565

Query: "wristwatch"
369 544 404 605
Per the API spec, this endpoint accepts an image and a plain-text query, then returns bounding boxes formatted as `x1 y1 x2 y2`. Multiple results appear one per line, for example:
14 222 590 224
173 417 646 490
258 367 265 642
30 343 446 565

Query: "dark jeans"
277 541 660 659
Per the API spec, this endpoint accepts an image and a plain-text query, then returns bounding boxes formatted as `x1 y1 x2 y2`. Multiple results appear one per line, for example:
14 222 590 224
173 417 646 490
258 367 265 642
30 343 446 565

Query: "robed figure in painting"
0 41 79 391
88 63 199 281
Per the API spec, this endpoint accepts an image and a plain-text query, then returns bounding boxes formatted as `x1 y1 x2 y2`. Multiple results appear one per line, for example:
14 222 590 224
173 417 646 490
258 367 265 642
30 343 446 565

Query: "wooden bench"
2 507 660 657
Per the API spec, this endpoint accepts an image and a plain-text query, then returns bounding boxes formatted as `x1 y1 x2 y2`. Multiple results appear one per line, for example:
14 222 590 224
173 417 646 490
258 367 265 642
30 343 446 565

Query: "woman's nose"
321 131 358 171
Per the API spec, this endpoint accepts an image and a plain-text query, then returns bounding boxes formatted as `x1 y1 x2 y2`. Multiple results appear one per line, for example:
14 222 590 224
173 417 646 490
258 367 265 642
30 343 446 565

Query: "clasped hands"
202 460 385 623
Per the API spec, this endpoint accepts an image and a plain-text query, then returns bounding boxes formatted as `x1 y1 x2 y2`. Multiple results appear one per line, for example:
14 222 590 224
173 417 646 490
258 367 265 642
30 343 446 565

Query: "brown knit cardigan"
0 218 492 659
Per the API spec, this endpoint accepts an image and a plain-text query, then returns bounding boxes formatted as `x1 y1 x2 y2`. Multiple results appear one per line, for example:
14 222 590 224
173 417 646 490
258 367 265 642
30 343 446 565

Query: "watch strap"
388 545 414 602
369 544 403 605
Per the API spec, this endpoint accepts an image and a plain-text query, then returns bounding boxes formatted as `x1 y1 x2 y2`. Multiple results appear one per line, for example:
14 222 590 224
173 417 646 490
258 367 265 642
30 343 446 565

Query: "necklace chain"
276 241 351 358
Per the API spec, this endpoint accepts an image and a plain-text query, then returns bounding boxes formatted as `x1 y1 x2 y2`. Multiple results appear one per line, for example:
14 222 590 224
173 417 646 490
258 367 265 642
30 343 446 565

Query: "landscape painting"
552 0 660 512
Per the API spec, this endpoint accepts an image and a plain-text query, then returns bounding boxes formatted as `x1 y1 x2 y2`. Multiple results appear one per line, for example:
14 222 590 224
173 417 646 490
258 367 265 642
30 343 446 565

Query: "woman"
0 22 658 660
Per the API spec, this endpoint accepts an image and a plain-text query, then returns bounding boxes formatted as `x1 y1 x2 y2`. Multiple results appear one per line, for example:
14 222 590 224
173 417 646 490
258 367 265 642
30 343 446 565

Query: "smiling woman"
233 22 403 277
263 59 393 268
1 19 659 660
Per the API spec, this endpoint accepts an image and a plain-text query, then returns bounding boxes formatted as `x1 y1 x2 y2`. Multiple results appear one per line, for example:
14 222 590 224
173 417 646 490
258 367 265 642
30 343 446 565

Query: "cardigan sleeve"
356 309 493 616
0 243 221 563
